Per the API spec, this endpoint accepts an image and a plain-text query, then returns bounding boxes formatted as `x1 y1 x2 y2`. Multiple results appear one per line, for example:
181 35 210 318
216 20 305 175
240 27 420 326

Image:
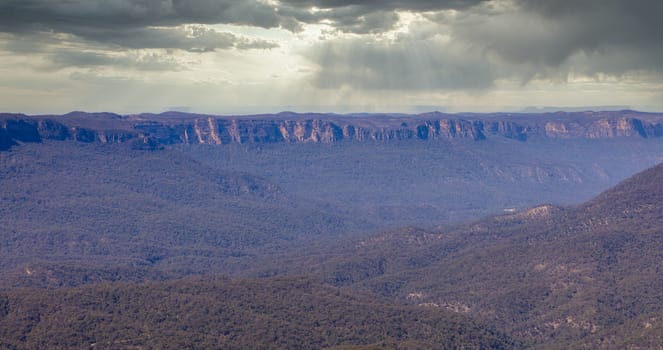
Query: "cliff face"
542 117 661 139
133 118 487 145
0 116 137 150
1 111 663 150
122 112 663 147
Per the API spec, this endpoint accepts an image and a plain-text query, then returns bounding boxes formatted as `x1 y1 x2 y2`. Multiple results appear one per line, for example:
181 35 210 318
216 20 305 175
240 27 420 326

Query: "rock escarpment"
1 110 663 151
0 114 136 151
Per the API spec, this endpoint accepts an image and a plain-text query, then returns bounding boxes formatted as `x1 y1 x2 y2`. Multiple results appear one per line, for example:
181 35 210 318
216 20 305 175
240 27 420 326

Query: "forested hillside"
0 141 370 288
0 277 518 349
276 164 663 348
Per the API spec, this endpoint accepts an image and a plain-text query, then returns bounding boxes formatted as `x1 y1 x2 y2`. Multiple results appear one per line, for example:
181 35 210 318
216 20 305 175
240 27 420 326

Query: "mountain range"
1 110 663 348
2 110 663 151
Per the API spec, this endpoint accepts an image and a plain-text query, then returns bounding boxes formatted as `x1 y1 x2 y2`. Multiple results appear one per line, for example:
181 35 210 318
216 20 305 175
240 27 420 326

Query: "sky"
1 0 662 115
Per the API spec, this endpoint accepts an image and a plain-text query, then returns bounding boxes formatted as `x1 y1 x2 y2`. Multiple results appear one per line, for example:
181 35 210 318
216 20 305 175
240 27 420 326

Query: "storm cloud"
0 0 281 71
278 0 489 33
0 0 281 58
1 0 662 113
451 0 663 71
47 51 183 71
303 0 663 91
0 0 284 32
68 25 278 52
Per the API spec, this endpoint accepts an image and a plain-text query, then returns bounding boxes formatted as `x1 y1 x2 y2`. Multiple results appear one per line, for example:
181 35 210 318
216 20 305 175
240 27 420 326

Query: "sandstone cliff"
1 110 662 151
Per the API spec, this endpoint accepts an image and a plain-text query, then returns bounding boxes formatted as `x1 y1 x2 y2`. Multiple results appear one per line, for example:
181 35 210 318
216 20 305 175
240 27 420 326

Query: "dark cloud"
0 32 182 71
303 0 663 92
0 0 280 73
47 51 183 71
279 0 488 34
0 0 282 53
0 0 485 39
450 0 663 74
0 25 276 71
280 0 487 12
3 0 663 89
70 26 278 52
0 0 489 51
0 0 283 32
325 9 400 34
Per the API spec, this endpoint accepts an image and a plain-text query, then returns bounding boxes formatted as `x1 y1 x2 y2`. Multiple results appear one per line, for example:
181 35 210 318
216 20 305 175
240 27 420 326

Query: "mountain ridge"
2 110 663 151
264 163 663 347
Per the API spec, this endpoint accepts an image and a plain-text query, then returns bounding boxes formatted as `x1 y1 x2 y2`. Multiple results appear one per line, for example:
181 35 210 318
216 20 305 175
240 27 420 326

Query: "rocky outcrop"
0 128 15 151
1 110 663 151
37 119 70 140
543 117 662 139
482 121 529 141
133 118 486 145
0 116 137 150
5 119 41 143
131 114 661 146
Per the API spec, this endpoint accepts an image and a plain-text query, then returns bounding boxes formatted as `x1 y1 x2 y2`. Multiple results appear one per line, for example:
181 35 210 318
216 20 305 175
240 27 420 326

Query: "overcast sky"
1 0 662 114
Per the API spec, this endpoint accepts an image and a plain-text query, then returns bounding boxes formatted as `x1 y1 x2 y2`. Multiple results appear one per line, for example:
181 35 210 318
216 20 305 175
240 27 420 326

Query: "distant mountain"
279 164 663 348
0 276 519 349
2 110 663 151
519 106 631 113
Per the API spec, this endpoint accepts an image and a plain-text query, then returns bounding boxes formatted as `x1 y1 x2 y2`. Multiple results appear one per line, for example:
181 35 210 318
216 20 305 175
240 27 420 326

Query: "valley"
261 164 663 348
1 110 663 348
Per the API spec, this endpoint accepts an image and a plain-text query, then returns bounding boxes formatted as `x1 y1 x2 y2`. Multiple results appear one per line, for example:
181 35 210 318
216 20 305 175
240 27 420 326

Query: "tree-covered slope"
276 164 663 348
0 277 519 350
0 141 367 288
